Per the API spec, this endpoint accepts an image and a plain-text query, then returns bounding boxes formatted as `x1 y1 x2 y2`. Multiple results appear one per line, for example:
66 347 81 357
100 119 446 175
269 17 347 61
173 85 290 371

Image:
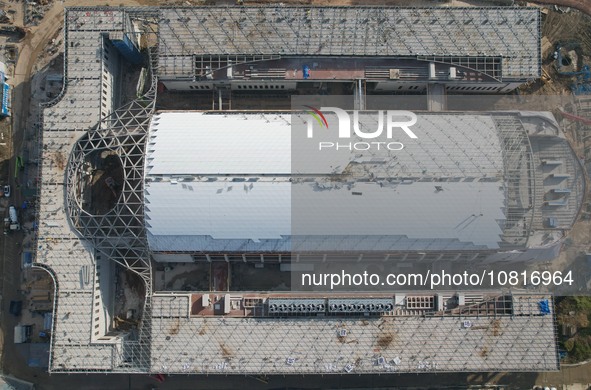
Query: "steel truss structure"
157 6 542 81
66 54 157 289
67 22 159 373
65 92 157 370
32 7 161 372
30 5 563 374
494 115 537 247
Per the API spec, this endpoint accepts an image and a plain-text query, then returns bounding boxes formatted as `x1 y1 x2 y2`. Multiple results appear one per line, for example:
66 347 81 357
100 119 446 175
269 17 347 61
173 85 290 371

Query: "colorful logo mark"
303 105 329 129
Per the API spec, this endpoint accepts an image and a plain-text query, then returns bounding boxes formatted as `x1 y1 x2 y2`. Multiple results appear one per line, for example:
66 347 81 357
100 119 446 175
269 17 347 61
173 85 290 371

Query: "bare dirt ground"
112 267 143 331
518 9 591 96
532 0 591 17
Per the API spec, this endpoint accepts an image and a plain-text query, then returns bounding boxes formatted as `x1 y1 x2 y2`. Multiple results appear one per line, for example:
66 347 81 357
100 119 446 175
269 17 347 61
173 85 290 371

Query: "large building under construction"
143 110 583 264
157 7 542 95
32 6 574 374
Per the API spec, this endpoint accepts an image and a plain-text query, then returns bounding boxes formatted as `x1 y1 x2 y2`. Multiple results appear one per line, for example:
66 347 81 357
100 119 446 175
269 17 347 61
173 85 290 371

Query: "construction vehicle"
558 64 591 94
554 42 581 71
554 43 591 95
13 324 31 344
4 205 20 233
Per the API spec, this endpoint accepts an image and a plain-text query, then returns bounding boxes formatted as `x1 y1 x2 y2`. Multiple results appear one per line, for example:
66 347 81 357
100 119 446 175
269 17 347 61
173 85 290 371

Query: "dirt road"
532 0 591 17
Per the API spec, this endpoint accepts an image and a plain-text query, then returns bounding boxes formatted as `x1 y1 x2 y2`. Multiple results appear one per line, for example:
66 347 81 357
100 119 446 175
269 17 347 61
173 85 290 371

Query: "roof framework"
158 6 541 80
494 115 537 247
34 7 161 372
143 112 537 252
149 293 559 374
65 12 160 372
31 6 557 374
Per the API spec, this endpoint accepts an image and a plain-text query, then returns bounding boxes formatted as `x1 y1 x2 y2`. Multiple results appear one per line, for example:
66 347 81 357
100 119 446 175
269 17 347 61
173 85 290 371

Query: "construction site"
0 0 585 382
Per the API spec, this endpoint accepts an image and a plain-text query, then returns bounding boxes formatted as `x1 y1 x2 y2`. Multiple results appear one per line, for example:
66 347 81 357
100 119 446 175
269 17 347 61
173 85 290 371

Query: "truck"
13 325 31 344
4 205 20 232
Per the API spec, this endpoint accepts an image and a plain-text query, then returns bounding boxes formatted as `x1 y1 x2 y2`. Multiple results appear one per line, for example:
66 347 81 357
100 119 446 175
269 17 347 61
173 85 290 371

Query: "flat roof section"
146 112 292 176
146 112 506 178
158 7 541 80
144 112 509 253
146 181 291 246
149 294 558 374
145 180 505 252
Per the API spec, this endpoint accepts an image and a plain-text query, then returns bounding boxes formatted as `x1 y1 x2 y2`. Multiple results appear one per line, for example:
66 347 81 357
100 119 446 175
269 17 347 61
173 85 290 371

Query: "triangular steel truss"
64 12 160 370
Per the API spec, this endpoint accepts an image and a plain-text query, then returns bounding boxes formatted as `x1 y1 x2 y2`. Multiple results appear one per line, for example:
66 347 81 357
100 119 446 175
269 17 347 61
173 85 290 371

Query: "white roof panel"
145 179 504 252
144 112 508 252
147 112 505 177
146 112 291 175
146 180 291 240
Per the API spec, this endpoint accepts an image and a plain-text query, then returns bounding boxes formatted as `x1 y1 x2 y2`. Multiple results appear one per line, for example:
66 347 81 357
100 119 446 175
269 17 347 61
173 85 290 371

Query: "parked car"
3 184 10 198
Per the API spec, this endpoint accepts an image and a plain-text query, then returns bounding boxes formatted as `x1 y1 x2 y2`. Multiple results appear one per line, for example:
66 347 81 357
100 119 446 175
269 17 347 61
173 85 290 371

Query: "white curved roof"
145 111 507 252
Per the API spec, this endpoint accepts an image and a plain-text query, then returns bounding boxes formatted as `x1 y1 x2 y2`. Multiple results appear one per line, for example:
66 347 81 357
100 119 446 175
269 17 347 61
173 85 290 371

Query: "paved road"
0 370 543 390
6 367 591 390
